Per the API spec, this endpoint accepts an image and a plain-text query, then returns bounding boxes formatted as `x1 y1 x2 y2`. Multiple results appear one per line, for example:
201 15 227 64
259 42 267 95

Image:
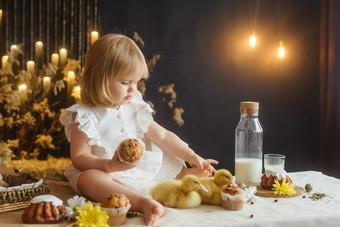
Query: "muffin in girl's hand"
117 139 144 163
101 194 131 226
221 184 245 211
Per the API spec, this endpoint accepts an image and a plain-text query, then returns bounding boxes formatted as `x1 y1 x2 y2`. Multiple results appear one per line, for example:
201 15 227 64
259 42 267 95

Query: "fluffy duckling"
198 169 234 205
150 174 208 209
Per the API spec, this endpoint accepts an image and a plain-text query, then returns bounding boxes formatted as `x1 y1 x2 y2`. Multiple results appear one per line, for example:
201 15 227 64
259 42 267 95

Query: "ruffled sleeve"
60 104 102 146
131 91 154 138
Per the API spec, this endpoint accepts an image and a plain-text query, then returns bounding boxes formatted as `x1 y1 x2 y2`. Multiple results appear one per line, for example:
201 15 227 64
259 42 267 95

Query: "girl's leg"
77 169 164 226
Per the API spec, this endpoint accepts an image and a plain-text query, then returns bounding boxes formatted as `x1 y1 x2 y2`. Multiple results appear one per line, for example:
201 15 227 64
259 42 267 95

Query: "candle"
18 84 27 94
91 31 99 45
11 45 18 57
43 76 51 93
73 86 81 102
74 85 80 92
67 71 75 105
278 42 285 59
2 55 8 70
51 53 59 66
35 41 43 67
59 48 67 67
0 10 2 29
249 35 256 48
67 71 75 92
67 71 75 81
26 60 35 75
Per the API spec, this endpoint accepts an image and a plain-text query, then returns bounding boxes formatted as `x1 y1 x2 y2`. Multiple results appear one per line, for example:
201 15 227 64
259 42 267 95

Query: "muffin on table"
101 193 131 226
220 184 245 211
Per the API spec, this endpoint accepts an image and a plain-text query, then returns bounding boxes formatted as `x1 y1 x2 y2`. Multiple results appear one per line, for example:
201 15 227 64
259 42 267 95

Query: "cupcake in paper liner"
101 194 131 226
221 184 246 211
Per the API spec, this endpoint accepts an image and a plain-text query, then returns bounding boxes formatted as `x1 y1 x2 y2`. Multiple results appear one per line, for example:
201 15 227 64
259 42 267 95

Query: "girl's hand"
188 154 218 176
108 152 140 172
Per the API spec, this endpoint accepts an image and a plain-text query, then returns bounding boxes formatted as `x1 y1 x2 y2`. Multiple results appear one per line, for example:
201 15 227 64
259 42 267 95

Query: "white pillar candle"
67 71 75 95
35 41 43 67
73 86 81 100
67 71 75 81
0 9 3 26
10 44 18 57
91 31 99 45
2 55 8 70
67 71 76 105
51 53 59 67
59 48 67 67
26 60 35 75
43 76 51 93
18 84 27 94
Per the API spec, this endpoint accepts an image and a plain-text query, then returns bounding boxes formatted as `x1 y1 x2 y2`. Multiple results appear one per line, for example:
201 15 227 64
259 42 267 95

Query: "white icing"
264 169 288 180
220 190 246 202
30 195 63 206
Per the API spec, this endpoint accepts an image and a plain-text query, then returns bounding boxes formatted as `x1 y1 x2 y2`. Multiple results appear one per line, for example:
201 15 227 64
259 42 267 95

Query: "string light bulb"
249 33 256 48
278 41 285 58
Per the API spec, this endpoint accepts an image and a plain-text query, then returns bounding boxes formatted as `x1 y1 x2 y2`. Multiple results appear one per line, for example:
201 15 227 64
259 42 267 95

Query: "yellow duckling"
198 169 234 205
150 174 208 209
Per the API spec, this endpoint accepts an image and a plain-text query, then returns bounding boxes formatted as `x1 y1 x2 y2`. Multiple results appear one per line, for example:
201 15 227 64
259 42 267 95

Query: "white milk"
265 164 284 171
235 158 262 184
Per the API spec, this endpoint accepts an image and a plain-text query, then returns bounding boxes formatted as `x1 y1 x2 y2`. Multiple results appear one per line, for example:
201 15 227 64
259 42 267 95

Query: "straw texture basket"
0 172 50 206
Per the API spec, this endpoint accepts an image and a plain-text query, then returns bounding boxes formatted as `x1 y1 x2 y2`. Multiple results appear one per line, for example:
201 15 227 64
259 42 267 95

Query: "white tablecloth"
124 171 340 227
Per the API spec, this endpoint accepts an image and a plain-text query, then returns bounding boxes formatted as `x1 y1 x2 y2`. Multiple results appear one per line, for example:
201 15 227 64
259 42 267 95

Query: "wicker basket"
0 173 50 205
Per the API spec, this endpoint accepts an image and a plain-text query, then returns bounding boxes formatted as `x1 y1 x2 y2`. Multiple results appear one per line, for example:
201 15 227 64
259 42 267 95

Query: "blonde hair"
80 33 149 107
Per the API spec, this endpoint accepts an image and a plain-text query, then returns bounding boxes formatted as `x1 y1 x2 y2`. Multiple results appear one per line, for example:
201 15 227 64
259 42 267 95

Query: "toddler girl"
60 33 218 226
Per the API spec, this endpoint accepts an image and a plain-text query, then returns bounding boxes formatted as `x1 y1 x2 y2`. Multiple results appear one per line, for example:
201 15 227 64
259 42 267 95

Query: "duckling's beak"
198 184 208 192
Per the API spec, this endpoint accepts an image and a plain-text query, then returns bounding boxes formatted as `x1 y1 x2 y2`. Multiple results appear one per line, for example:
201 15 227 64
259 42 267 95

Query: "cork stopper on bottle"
240 102 259 116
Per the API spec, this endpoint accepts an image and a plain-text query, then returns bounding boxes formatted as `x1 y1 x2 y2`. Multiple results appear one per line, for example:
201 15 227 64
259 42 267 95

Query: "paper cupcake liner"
117 151 131 164
102 204 131 215
220 190 246 202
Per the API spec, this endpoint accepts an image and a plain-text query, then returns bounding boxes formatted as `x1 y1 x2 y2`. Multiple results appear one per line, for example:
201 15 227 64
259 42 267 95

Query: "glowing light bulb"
249 34 256 48
278 42 285 58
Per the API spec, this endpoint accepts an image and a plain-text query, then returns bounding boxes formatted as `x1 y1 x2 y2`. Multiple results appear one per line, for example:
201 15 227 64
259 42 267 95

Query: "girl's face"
109 70 142 109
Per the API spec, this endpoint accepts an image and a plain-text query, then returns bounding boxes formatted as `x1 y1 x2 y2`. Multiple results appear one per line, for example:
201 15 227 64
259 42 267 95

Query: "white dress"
60 91 183 193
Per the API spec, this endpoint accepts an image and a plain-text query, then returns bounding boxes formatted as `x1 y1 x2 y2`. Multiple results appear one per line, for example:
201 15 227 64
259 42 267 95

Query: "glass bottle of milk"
235 102 263 184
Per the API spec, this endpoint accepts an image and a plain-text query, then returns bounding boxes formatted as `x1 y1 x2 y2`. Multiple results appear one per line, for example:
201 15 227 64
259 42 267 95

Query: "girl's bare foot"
142 197 165 226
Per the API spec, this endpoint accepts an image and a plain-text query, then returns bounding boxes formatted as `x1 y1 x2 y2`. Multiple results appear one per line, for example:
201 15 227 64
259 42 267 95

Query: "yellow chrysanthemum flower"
272 178 296 195
75 201 109 227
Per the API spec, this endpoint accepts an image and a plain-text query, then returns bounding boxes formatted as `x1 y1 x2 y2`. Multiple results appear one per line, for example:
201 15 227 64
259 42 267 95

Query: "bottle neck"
241 113 259 118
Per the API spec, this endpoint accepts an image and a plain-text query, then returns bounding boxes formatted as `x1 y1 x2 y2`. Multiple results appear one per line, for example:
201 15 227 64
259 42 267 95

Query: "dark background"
99 0 322 176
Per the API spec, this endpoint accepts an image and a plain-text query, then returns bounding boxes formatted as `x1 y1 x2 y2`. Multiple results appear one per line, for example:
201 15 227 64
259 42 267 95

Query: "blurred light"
10 45 17 51
18 84 27 92
75 86 81 92
278 42 285 58
249 34 256 48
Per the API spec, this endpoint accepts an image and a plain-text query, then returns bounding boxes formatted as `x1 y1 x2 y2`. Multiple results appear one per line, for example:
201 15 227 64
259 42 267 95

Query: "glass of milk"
264 154 285 171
